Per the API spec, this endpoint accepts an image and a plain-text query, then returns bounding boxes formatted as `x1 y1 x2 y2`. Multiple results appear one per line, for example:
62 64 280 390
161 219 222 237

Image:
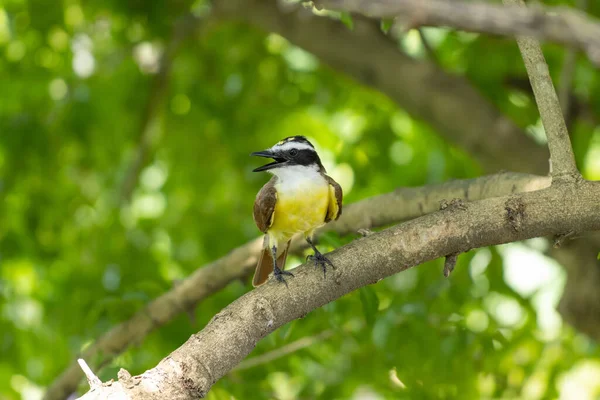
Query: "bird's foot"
307 250 335 279
273 266 294 287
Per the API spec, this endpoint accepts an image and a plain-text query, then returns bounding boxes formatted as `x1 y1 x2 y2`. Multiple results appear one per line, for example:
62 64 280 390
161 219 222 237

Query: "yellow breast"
269 183 329 241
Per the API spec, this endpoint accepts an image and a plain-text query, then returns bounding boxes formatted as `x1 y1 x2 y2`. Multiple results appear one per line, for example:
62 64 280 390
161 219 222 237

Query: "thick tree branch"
215 0 549 175
503 0 580 182
43 172 548 400
316 0 600 67
76 179 600 399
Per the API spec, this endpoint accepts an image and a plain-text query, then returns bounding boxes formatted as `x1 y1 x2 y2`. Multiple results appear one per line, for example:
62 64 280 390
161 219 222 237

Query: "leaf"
359 286 380 326
340 12 354 30
380 18 394 34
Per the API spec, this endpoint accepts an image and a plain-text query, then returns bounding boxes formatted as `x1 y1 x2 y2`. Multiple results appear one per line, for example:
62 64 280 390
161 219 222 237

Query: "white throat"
269 164 325 190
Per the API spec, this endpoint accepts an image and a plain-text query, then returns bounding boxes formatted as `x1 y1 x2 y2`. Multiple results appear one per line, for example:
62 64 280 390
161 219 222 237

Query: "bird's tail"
252 240 290 287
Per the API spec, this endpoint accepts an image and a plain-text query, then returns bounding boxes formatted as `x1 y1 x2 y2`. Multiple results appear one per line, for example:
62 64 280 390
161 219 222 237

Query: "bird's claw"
273 267 294 287
307 251 335 279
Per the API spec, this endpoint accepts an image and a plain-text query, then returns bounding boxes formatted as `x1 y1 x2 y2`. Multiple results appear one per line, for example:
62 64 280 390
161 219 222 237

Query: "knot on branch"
178 362 207 398
117 368 142 389
439 198 467 211
443 252 460 277
358 228 374 237
182 376 205 398
254 297 275 331
117 369 132 381
505 196 526 232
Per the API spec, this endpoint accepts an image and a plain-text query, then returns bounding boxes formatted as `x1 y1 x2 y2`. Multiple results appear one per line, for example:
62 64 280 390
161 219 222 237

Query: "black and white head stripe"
268 136 324 170
271 136 315 153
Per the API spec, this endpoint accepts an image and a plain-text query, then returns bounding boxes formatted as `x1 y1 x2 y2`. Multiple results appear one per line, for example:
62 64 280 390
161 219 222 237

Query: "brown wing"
253 177 278 233
324 175 343 222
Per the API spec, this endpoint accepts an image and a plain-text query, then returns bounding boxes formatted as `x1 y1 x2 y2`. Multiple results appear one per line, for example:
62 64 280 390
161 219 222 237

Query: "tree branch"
214 0 549 175
75 179 600 399
503 0 580 181
76 360 101 391
316 0 600 67
43 172 549 400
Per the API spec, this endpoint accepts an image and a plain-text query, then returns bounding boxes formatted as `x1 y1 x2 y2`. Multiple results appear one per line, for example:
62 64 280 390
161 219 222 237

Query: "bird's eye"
289 148 298 157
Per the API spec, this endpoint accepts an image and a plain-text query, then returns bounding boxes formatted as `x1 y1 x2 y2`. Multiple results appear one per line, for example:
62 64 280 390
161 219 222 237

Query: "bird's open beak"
251 150 286 172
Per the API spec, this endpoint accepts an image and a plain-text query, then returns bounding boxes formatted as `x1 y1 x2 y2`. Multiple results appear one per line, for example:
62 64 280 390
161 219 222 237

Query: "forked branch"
503 0 580 181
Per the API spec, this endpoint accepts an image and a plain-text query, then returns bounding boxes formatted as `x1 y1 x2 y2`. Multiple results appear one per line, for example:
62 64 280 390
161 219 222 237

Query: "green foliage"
1 1 600 399
380 19 394 34
359 286 379 326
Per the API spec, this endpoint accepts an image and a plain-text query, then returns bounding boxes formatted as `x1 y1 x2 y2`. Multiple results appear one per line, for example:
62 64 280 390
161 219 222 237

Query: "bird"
251 136 343 287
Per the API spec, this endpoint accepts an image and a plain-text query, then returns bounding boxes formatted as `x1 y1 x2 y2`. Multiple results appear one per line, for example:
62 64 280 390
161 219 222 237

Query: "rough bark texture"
318 0 600 66
76 180 600 399
44 173 549 400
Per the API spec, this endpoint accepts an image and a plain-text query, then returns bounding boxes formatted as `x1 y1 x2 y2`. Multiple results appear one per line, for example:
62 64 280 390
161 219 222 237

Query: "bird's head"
251 136 324 173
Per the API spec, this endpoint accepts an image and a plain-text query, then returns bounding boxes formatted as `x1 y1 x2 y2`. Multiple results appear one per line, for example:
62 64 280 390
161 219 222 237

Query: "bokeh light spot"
132 193 166 219
466 309 489 332
48 28 69 51
171 94 191 115
6 41 26 62
331 163 354 195
283 46 318 71
389 141 413 166
72 50 95 78
65 4 84 27
141 163 168 191
49 78 68 100
484 292 525 327
265 33 288 54
134 41 161 74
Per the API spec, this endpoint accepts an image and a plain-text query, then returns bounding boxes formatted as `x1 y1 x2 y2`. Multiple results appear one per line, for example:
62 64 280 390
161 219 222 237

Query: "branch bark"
43 172 549 400
503 0 580 182
75 179 600 399
316 0 600 67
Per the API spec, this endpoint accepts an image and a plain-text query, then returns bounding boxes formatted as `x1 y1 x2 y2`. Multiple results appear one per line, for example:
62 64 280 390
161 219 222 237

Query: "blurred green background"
2 0 600 399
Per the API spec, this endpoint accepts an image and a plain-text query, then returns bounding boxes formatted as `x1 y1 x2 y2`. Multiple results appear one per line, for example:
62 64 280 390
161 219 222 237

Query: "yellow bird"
251 136 343 286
